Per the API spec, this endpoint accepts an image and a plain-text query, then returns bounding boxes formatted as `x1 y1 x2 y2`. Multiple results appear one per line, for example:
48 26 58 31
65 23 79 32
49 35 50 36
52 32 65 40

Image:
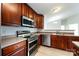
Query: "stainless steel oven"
28 35 38 55
16 31 38 56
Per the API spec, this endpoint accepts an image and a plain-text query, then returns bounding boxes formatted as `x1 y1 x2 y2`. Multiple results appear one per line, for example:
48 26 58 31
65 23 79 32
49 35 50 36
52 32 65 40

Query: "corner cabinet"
1 3 21 26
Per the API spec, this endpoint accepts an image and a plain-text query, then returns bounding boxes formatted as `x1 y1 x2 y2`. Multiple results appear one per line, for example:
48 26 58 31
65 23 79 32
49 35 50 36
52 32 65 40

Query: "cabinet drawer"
2 41 26 55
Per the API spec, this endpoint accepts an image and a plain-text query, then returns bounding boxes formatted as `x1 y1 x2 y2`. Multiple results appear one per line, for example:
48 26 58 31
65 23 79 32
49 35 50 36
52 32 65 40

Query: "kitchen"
0 3 79 56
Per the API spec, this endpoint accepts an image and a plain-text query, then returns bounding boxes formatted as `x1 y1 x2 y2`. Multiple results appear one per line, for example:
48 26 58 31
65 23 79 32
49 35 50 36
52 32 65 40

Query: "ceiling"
28 3 79 21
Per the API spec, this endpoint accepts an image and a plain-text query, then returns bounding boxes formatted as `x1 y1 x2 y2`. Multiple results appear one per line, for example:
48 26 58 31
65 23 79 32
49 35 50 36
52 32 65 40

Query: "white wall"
1 26 37 36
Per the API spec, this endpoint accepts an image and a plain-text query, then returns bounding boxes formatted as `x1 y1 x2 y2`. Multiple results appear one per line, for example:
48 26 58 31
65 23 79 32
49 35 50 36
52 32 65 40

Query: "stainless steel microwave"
21 16 35 27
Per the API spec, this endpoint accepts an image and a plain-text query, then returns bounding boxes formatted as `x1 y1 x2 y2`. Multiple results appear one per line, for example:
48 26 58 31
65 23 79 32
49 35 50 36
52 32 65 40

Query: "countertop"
1 35 27 49
1 31 79 49
72 41 79 48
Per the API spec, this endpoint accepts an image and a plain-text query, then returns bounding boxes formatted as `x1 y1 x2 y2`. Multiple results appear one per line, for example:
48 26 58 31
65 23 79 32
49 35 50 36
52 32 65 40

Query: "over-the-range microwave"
21 16 36 27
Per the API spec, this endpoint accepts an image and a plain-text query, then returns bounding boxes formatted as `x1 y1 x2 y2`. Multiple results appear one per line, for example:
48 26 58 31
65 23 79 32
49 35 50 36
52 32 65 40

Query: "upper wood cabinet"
1 3 21 26
28 6 34 19
1 3 44 28
22 4 28 17
36 14 44 29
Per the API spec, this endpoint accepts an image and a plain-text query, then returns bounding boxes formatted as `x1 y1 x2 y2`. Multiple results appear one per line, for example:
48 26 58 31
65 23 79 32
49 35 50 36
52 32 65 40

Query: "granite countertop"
1 35 27 49
1 31 79 49
35 32 79 37
72 41 79 48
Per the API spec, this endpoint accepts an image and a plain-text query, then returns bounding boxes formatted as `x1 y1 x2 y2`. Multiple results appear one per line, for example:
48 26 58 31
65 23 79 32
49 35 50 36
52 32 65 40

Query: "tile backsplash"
1 26 37 36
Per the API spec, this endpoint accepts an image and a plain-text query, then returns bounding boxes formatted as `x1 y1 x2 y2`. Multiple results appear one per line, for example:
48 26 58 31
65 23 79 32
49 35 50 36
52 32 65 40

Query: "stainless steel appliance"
42 34 51 46
28 35 38 55
21 16 36 27
16 31 38 56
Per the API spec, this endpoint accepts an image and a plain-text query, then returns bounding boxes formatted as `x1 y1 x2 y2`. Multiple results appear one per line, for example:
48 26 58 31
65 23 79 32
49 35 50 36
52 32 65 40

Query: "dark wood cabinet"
58 36 69 50
1 3 21 26
38 35 42 45
1 3 44 28
2 40 28 56
28 6 34 19
73 43 79 56
36 14 44 29
51 35 58 48
10 46 26 56
22 4 29 17
51 35 72 51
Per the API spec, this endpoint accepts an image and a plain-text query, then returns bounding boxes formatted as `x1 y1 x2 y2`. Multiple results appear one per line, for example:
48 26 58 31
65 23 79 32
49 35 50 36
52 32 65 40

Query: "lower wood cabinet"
2 40 28 56
51 35 58 48
73 43 79 56
10 46 26 56
38 35 42 45
51 35 73 51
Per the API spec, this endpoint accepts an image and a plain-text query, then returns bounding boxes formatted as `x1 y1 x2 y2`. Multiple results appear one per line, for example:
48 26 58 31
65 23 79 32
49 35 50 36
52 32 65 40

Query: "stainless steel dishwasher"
42 34 51 46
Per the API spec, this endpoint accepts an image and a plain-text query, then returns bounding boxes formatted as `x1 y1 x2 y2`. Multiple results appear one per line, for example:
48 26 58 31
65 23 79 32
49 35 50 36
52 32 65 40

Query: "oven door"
28 35 38 55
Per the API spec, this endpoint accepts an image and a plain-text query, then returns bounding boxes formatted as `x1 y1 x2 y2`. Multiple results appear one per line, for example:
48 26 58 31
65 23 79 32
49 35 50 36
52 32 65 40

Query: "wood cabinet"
59 36 68 50
51 35 72 51
73 43 79 56
1 3 44 28
38 35 42 45
51 35 58 48
2 40 28 56
22 4 29 17
72 36 79 41
1 3 21 26
36 14 44 29
28 6 34 19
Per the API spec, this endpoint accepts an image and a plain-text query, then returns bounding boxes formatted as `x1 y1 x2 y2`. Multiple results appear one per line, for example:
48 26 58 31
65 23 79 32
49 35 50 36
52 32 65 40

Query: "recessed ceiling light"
51 6 62 13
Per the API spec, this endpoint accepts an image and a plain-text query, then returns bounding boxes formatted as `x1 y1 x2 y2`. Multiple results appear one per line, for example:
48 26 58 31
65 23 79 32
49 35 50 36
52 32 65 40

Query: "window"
68 24 78 35
61 25 65 30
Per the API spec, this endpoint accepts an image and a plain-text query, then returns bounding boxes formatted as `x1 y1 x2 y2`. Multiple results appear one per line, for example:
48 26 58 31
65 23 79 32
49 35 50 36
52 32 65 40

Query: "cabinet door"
22 4 28 17
35 14 39 28
67 36 73 51
1 3 21 26
38 35 42 45
2 41 27 56
11 47 26 56
51 35 58 48
36 14 44 29
60 36 67 50
28 7 34 19
33 11 37 21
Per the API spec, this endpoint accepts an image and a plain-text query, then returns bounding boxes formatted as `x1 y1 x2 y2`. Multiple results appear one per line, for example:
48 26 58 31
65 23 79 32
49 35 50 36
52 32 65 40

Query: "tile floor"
32 46 73 56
